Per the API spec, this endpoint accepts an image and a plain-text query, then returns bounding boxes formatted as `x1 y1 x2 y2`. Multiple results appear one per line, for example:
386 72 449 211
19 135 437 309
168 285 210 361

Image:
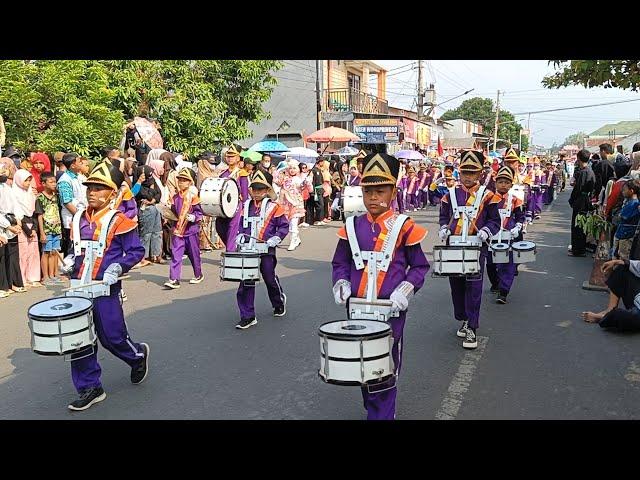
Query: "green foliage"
0 60 282 159
440 97 527 150
542 61 640 91
575 212 609 239
563 132 587 148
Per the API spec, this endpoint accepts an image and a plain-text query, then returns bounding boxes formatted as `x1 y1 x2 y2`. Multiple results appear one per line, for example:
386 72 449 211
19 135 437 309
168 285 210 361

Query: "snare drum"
342 186 366 218
432 245 481 276
200 177 239 218
490 242 510 264
318 319 394 386
348 297 399 322
512 240 536 263
28 296 96 356
220 251 261 282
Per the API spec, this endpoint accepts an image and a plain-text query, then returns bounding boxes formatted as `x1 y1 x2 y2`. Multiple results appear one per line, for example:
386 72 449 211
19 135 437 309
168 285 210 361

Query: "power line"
513 97 640 115
387 61 416 72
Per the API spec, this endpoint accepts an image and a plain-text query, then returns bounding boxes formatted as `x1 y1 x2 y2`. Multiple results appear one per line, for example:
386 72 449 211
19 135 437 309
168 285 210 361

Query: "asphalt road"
2 190 638 419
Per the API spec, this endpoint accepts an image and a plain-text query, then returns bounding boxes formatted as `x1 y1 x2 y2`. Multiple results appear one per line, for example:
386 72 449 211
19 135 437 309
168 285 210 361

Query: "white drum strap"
498 193 513 228
448 186 486 222
345 215 365 270
72 208 118 257
379 214 408 272
447 187 459 219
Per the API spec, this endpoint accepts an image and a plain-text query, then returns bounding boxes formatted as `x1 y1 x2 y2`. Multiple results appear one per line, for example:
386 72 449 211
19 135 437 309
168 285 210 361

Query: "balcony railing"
323 88 389 115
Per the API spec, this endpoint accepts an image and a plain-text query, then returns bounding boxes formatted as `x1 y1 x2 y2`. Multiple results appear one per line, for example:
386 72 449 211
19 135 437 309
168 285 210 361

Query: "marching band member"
427 162 442 206
439 150 501 349
215 144 250 252
417 163 430 209
394 160 407 214
485 166 526 304
503 148 532 225
67 162 149 411
481 158 496 191
234 170 289 329
543 161 558 205
331 152 428 420
530 156 545 220
405 165 419 211
164 168 204 289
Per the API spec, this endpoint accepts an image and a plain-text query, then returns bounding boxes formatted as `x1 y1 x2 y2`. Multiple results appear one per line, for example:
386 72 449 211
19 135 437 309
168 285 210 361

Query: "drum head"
221 178 240 217
319 319 390 338
513 241 535 250
491 243 509 252
28 296 92 321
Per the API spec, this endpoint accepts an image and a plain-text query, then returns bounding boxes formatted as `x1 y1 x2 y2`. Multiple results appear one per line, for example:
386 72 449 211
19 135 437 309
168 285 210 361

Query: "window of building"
348 72 361 92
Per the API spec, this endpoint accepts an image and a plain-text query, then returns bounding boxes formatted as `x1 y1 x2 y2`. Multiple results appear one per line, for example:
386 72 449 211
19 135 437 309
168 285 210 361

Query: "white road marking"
624 361 640 383
556 320 572 328
435 336 488 420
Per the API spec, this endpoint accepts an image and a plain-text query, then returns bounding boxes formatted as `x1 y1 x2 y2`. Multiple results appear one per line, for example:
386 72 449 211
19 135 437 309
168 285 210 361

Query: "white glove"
186 213 196 223
510 223 522 237
235 234 247 246
61 254 75 274
332 279 351 305
438 225 451 242
477 229 489 243
266 236 282 248
389 281 414 313
102 263 123 286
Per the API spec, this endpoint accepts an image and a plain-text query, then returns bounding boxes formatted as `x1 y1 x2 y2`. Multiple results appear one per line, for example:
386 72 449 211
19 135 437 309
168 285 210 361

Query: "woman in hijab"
0 157 17 186
29 152 51 193
0 163 26 295
145 148 168 167
133 165 163 267
12 169 41 287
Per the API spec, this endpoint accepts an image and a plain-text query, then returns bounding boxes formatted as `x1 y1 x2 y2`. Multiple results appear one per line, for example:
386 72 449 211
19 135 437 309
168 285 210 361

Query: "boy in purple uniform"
66 162 149 411
331 152 429 420
485 166 526 304
215 144 250 252
164 168 204 289
234 170 289 329
438 150 501 349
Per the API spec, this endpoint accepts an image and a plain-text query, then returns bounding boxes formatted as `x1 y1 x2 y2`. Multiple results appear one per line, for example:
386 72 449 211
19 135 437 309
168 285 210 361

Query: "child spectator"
614 179 640 260
35 172 64 285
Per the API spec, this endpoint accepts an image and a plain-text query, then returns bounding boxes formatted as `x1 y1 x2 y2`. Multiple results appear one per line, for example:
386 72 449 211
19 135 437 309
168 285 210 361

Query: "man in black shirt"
593 143 615 201
569 149 596 257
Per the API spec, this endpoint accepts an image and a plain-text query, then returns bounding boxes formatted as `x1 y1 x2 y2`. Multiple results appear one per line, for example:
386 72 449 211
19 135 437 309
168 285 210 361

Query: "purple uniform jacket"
495 193 526 230
72 208 145 283
171 192 204 237
238 199 290 254
118 197 138 220
406 176 419 195
346 175 361 187
332 210 429 299
439 184 501 237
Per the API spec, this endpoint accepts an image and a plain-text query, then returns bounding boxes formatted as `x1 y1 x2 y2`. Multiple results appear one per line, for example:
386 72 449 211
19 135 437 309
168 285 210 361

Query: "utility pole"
528 113 532 151
493 90 500 153
315 60 321 131
417 60 424 121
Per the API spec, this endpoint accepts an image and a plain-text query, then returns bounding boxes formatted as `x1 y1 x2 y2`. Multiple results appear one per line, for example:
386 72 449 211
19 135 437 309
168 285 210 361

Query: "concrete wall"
244 60 318 148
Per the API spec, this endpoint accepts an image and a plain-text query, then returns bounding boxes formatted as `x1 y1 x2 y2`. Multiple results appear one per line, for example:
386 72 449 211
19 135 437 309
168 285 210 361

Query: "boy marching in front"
439 150 501 349
66 162 149 411
485 166 526 304
331 152 429 420
234 170 289 329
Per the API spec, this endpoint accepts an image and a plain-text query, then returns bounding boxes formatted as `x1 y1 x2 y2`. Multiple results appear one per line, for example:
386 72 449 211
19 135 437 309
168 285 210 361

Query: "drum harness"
240 197 272 253
70 208 120 300
345 214 408 322
447 185 486 246
494 192 514 244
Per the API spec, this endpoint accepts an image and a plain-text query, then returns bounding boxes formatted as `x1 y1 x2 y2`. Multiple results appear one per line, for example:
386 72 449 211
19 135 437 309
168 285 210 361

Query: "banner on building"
354 118 400 144
402 119 417 143
416 124 431 146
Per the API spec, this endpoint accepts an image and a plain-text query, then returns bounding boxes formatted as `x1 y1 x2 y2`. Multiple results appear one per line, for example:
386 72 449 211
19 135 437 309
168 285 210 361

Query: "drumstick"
61 275 131 292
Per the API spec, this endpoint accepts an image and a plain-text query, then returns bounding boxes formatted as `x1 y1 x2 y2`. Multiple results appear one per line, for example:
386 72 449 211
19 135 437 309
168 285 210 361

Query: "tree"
562 132 587 148
440 97 528 150
0 60 282 159
542 61 640 91
103 60 282 158
0 60 124 157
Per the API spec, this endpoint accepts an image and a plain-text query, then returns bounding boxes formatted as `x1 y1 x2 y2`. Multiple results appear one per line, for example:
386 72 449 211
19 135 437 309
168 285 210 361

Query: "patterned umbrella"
336 146 359 156
133 117 164 150
306 126 359 143
395 149 424 160
248 140 290 153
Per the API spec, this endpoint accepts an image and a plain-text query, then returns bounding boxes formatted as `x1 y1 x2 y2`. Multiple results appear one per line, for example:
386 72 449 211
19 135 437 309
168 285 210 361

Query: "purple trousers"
236 254 285 319
71 287 145 392
215 208 242 252
396 190 405 213
360 311 406 420
448 249 487 329
527 190 543 216
534 190 544 214
419 191 429 208
170 234 202 281
486 251 517 293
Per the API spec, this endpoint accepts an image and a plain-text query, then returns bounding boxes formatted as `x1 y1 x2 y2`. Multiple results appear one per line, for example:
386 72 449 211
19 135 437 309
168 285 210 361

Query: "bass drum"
200 177 239 218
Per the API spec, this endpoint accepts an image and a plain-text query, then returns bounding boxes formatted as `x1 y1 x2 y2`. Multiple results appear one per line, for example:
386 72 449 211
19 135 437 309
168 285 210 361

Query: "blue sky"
376 60 640 147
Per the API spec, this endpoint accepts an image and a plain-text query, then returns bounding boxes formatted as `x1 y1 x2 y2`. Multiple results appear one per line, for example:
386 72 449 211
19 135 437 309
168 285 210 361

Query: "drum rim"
490 243 510 251
28 296 93 321
318 371 394 386
33 343 96 356
318 320 391 339
320 351 391 362
433 245 481 250
512 241 536 251
221 251 261 258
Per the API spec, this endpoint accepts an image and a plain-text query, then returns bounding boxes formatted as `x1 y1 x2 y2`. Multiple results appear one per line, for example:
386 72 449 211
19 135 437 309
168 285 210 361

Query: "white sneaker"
189 275 204 284
299 222 309 228
456 320 469 338
287 237 301 251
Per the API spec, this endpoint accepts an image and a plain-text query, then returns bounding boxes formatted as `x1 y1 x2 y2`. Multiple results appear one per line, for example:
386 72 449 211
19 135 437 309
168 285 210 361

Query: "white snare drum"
220 251 261 282
512 240 536 263
510 185 526 202
28 296 96 357
348 297 400 322
318 319 394 386
490 242 510 264
342 186 366 218
200 177 239 218
432 245 481 276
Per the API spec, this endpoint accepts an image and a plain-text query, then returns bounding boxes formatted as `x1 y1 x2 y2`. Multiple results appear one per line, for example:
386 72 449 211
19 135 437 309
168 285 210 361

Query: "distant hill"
590 121 640 136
